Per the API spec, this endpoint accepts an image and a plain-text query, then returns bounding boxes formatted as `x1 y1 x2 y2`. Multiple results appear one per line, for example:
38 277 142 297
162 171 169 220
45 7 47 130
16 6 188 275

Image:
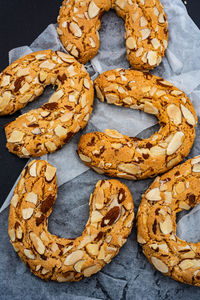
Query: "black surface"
0 0 200 207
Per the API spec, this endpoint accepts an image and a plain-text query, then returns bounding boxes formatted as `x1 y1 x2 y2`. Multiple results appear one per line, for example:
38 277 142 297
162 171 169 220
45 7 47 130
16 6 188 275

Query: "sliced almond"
105 93 118 104
24 249 35 260
30 232 45 255
91 211 103 223
74 260 85 272
79 153 91 163
29 162 37 177
150 146 165 156
147 51 157 66
140 16 148 27
1 75 10 87
83 265 101 277
54 125 67 137
167 104 182 125
179 259 194 270
151 257 168 273
9 229 16 242
7 130 24 143
167 132 184 155
95 86 104 102
164 191 172 204
144 101 158 115
95 187 104 210
151 38 160 50
39 71 48 82
192 163 200 173
70 22 82 37
10 194 19 208
49 89 64 102
64 250 84 265
181 104 196 126
175 182 185 194
140 28 151 40
84 78 90 89
137 234 146 244
22 208 34 220
160 215 173 234
59 112 73 122
170 90 183 96
86 244 99 256
118 163 141 175
45 141 57 152
126 37 137 49
25 192 38 205
39 60 56 70
104 129 123 139
146 188 161 201
45 165 56 182
191 157 200 165
88 1 100 18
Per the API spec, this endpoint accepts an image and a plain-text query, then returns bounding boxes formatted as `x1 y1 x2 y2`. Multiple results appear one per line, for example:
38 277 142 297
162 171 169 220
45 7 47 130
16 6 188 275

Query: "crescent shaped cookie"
8 160 134 282
78 69 197 180
0 50 94 157
137 156 200 286
58 0 168 70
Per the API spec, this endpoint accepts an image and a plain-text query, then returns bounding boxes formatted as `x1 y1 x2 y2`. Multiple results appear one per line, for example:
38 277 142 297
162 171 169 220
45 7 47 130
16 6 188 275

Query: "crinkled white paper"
1 0 200 298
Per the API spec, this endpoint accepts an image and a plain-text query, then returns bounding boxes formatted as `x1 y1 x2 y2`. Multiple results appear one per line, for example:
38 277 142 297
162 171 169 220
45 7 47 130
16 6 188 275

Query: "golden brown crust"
0 50 94 157
58 0 168 70
137 156 200 286
78 69 197 180
8 160 134 282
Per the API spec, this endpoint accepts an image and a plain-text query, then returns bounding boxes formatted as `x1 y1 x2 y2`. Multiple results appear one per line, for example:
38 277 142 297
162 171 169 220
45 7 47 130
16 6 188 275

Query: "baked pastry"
78 69 197 180
58 0 168 70
8 160 134 282
0 50 94 157
137 156 200 286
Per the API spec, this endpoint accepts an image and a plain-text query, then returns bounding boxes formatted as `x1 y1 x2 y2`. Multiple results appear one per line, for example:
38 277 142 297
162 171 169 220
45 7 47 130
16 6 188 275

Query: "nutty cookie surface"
1 50 94 157
8 160 134 282
137 156 200 286
78 69 197 180
58 0 168 70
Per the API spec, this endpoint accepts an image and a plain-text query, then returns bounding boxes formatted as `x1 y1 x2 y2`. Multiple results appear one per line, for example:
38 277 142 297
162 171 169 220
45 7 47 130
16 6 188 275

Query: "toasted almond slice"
22 208 34 220
151 257 168 273
88 1 100 18
167 104 182 125
146 188 161 201
181 104 196 126
49 89 64 102
79 153 91 163
126 37 137 49
45 165 56 182
64 250 84 265
24 249 35 260
7 130 24 143
54 125 67 137
104 129 123 139
30 232 45 255
25 192 38 205
167 132 184 155
69 22 82 37
83 265 101 277
118 163 141 175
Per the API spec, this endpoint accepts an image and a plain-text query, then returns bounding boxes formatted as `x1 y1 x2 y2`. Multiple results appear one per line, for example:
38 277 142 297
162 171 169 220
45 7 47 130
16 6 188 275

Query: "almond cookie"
137 156 200 286
1 50 94 157
58 0 168 70
78 69 197 180
8 160 134 282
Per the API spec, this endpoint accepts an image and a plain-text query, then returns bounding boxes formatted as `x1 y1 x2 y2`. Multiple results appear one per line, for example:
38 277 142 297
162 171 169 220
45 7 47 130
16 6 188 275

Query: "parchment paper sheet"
1 0 200 299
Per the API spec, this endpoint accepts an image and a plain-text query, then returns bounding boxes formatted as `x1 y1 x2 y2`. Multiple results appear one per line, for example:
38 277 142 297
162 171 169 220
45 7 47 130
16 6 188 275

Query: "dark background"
0 0 200 207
